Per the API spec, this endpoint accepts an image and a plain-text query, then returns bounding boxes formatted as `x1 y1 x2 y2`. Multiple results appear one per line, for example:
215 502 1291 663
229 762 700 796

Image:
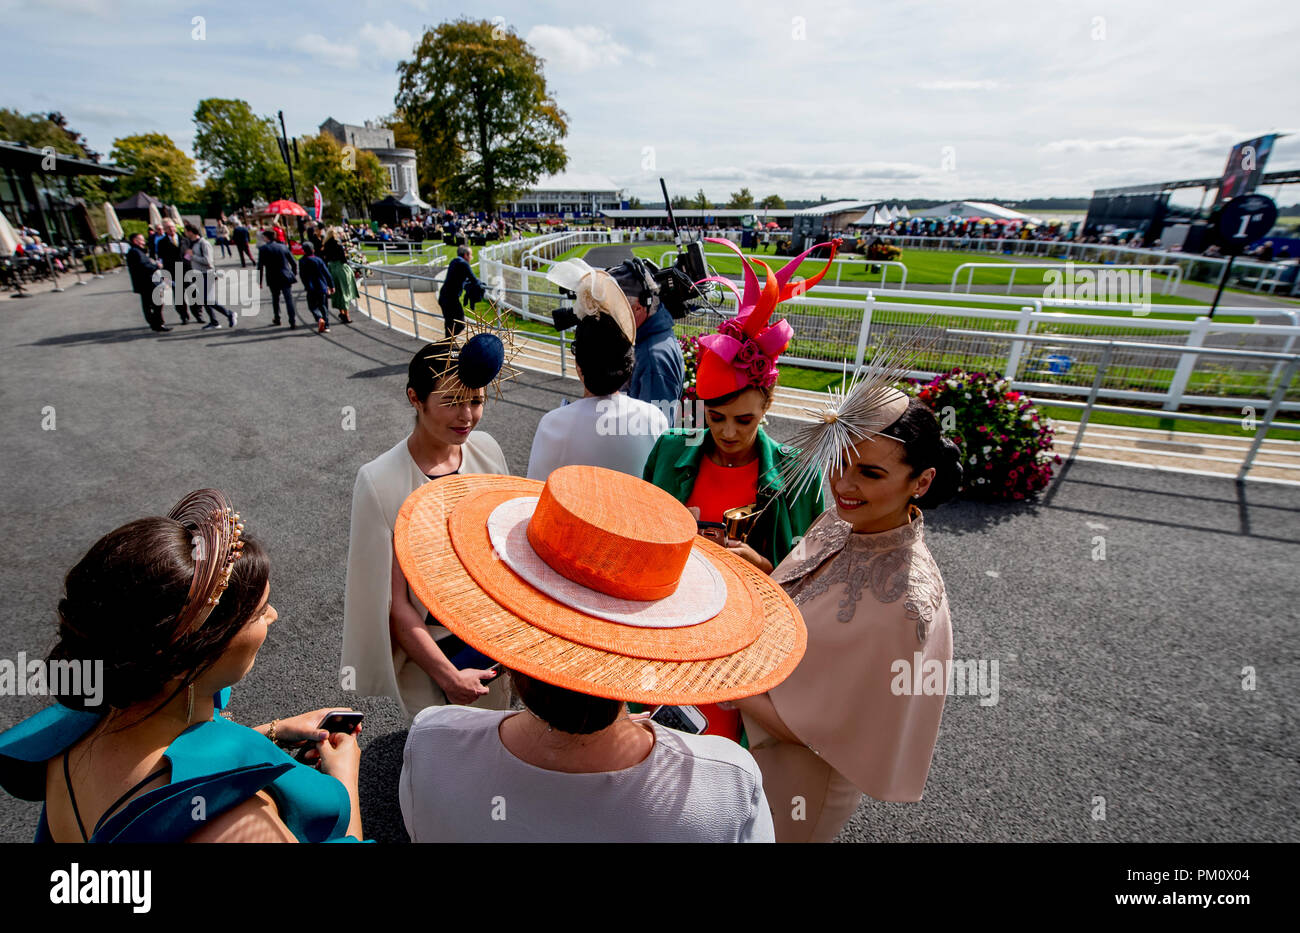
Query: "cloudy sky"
5 0 1297 205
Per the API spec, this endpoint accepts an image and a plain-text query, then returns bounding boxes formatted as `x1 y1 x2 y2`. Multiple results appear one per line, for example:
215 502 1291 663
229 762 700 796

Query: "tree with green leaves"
693 189 709 210
192 98 289 209
760 194 786 210
395 18 568 212
627 196 643 209
109 133 196 204
297 132 387 222
670 195 691 210
727 187 754 209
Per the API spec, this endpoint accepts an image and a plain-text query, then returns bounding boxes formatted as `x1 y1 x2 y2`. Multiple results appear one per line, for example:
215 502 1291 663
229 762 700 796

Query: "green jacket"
642 427 826 569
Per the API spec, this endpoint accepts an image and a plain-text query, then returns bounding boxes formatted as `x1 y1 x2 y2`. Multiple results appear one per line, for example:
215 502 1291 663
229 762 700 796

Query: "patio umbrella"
148 202 164 229
0 210 19 257
104 202 124 240
266 199 308 217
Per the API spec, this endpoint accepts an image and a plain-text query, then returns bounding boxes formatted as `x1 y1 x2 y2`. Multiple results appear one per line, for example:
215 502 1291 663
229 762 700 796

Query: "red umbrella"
266 199 308 217
765 221 779 229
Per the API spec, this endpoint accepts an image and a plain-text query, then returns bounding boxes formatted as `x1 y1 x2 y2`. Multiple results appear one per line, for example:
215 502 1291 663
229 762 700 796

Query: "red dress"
682 454 759 741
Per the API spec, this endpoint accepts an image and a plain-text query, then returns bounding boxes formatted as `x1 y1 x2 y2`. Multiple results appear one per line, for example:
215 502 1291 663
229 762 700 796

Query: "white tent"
897 205 911 219
877 205 894 224
853 206 876 226
104 202 124 240
0 210 19 256
399 191 432 211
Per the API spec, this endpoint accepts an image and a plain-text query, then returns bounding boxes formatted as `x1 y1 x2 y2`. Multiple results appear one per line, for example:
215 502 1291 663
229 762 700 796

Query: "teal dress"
0 688 357 843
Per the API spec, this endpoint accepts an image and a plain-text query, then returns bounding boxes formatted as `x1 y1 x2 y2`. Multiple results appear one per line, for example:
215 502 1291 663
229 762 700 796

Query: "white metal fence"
360 230 1300 418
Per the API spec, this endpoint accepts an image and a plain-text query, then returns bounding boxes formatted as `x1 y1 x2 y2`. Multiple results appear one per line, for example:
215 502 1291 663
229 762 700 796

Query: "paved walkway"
1 261 1296 842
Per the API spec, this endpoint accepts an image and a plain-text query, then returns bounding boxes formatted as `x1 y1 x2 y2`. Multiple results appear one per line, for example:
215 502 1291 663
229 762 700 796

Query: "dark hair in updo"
883 398 963 509
509 670 622 735
571 314 634 396
48 517 270 714
407 339 458 404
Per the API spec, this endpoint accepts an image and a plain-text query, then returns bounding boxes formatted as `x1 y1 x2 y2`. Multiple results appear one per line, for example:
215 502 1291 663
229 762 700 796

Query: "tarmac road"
0 264 1296 843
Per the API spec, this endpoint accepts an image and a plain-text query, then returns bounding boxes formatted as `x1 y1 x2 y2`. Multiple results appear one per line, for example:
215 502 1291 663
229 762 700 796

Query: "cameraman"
607 260 685 423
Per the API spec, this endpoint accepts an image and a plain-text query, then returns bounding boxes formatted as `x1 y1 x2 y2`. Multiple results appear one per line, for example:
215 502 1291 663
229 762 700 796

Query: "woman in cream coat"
342 339 512 719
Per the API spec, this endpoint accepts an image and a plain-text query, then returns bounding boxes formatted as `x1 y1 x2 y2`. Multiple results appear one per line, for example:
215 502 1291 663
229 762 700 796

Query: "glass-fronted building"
0 140 129 245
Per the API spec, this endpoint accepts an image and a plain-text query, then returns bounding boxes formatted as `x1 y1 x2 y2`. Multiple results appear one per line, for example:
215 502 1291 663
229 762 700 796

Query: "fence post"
853 293 875 376
1069 341 1115 462
1163 315 1209 411
560 327 567 378
1005 306 1034 381
1237 356 1300 482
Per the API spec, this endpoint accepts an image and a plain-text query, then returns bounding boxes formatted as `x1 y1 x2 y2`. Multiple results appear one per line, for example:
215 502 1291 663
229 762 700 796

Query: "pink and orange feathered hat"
693 237 842 401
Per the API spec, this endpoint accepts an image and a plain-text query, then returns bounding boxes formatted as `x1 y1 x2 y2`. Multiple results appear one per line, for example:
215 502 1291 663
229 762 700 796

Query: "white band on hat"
486 497 727 628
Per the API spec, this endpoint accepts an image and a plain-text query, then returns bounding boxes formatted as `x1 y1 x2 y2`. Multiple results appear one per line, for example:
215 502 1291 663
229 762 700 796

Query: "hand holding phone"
294 710 364 763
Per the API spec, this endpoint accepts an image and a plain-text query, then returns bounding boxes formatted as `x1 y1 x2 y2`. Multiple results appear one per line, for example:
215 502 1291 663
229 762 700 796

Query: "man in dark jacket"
438 245 483 338
126 233 170 332
155 219 205 324
608 260 685 421
257 229 299 328
298 241 336 334
231 221 254 267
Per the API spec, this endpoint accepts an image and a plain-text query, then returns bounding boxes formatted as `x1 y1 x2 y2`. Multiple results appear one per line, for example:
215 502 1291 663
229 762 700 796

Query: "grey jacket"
187 235 216 275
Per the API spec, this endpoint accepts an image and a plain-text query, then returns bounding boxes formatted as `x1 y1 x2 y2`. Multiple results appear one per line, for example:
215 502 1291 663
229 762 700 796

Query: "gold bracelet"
267 719 278 745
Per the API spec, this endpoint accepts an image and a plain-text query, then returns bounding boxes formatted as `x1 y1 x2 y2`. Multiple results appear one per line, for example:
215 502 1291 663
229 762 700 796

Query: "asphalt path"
0 262 1296 843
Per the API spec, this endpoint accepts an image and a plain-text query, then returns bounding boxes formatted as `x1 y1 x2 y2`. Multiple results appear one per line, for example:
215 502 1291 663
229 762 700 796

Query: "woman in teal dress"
0 489 363 843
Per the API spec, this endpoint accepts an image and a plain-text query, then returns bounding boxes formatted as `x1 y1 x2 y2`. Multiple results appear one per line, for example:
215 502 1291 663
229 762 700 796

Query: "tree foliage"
109 133 196 204
378 110 460 207
395 18 568 212
693 189 710 210
297 132 387 222
192 98 290 208
760 194 786 210
727 187 755 209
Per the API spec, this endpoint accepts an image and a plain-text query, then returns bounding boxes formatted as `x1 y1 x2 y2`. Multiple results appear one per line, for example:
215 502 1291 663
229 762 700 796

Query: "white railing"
886 234 1291 293
950 262 1184 296
359 230 1300 417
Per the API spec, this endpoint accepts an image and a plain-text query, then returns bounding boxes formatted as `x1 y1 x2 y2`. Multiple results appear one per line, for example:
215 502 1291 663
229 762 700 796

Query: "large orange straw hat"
394 465 806 705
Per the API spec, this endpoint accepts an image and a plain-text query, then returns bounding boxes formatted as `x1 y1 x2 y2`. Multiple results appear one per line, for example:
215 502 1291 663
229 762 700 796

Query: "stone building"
319 118 419 199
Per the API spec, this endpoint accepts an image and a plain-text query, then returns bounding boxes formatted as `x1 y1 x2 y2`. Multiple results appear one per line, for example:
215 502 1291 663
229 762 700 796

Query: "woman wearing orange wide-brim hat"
395 464 807 843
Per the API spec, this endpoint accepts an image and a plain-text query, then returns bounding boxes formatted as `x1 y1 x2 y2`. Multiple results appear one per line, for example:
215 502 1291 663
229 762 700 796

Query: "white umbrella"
0 209 19 257
169 204 182 224
104 202 124 240
148 202 164 229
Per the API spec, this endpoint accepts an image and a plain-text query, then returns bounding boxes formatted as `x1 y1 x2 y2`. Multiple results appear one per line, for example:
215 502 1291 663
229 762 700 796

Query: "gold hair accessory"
168 490 246 638
424 305 522 408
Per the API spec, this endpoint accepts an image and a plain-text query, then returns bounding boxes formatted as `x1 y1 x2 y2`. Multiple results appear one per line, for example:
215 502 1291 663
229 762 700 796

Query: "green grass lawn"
543 240 1297 309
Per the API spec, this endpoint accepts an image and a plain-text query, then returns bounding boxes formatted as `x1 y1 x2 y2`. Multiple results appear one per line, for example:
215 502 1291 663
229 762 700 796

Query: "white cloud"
525 24 629 72
1039 131 1239 155
361 21 415 60
291 34 359 68
917 80 999 91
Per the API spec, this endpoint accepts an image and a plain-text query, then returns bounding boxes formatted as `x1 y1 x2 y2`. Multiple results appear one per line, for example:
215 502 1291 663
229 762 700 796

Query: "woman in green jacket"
642 236 839 573
641 237 839 740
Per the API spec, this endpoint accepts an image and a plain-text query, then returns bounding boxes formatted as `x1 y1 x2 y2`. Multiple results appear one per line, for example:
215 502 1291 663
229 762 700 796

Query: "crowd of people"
125 216 361 335
0 237 965 843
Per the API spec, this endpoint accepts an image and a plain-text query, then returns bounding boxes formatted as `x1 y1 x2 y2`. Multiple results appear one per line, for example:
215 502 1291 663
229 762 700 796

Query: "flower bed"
910 368 1060 500
680 334 701 401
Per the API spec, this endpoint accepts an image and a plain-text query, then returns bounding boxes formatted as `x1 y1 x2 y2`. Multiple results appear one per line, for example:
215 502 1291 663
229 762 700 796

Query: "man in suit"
231 220 254 267
156 218 206 325
438 245 484 338
257 229 299 328
126 233 170 332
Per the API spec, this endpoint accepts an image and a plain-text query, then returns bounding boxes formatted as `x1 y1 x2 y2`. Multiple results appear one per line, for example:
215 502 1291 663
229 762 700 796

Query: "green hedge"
83 252 123 273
